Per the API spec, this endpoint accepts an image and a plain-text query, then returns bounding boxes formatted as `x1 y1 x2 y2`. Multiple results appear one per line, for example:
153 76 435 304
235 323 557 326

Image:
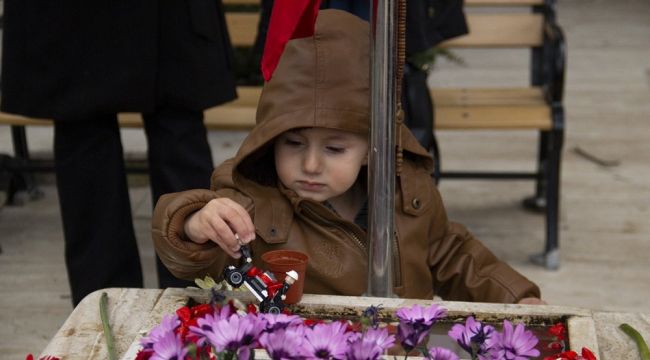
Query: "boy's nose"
302 149 323 174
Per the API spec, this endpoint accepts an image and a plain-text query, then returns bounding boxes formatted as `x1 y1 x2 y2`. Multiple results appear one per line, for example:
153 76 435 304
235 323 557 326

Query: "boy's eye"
284 138 303 146
325 146 345 154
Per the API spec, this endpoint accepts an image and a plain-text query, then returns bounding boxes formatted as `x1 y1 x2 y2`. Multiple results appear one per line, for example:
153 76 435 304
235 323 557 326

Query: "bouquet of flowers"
133 291 597 360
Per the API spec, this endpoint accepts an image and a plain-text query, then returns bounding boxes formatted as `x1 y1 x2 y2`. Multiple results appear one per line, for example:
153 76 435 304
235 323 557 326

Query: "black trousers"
54 105 213 306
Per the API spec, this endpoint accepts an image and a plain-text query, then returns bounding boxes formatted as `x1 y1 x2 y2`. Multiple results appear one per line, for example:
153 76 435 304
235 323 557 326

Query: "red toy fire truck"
223 245 298 313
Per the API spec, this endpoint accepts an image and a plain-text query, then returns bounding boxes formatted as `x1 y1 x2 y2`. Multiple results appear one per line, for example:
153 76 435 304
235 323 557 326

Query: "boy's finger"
205 227 241 259
207 216 240 250
219 199 255 243
222 246 241 259
221 198 255 240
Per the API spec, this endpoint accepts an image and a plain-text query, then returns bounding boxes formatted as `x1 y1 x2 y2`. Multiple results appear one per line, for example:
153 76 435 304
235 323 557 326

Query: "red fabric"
261 0 322 81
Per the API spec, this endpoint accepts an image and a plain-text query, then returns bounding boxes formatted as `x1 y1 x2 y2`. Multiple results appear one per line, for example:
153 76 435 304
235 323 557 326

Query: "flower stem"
619 323 650 360
99 292 117 360
417 346 429 358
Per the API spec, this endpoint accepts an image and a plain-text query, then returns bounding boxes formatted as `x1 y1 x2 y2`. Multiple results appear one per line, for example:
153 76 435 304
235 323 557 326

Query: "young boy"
152 10 543 304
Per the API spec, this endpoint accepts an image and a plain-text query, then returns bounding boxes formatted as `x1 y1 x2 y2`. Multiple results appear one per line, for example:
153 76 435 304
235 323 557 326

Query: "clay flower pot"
261 250 308 304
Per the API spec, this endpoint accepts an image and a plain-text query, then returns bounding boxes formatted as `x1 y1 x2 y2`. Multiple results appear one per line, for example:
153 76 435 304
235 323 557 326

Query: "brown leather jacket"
152 10 540 303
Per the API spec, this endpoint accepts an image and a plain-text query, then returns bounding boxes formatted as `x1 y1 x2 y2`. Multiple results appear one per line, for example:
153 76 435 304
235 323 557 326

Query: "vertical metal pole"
367 0 397 297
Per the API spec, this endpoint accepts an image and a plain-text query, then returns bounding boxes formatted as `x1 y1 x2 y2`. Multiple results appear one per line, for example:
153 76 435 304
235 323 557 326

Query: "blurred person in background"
1 0 237 306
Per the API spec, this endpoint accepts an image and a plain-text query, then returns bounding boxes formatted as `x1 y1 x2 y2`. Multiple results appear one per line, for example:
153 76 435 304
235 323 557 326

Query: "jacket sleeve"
427 187 541 303
152 189 228 280
152 160 254 281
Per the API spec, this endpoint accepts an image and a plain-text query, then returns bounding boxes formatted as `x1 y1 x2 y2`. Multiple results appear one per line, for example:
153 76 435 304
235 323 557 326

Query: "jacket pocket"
399 164 433 216
187 0 221 41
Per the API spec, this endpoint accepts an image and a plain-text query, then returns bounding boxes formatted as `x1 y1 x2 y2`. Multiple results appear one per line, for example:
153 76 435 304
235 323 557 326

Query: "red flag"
261 0 322 81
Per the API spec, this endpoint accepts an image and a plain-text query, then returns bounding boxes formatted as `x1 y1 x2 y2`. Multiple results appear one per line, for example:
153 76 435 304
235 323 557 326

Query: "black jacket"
406 0 468 54
1 0 237 120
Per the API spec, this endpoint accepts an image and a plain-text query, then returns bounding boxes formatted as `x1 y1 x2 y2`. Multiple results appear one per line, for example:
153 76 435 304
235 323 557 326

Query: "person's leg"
54 115 143 306
143 105 214 288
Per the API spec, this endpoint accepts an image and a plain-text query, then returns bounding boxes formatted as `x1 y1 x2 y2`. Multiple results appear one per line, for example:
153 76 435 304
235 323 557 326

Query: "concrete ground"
1 0 649 358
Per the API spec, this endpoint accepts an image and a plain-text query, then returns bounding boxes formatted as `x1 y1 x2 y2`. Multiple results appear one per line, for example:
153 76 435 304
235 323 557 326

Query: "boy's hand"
517 297 547 305
183 198 255 259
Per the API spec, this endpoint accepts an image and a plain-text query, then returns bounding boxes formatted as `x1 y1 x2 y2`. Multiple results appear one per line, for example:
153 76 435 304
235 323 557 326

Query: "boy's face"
274 128 368 203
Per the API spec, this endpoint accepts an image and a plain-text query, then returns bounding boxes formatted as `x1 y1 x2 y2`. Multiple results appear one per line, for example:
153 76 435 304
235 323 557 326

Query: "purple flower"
140 314 180 349
186 306 229 347
191 312 266 359
490 320 540 360
395 304 447 351
303 321 351 359
150 331 188 360
361 305 383 328
258 313 304 332
447 316 496 358
427 347 460 360
259 325 310 360
346 327 395 360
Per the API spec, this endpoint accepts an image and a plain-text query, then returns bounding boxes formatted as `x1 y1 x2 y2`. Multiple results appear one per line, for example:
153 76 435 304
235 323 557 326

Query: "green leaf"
620 323 650 360
99 292 117 360
195 275 218 289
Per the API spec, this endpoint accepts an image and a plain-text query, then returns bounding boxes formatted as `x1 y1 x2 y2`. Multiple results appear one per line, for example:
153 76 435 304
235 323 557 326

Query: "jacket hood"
233 9 432 186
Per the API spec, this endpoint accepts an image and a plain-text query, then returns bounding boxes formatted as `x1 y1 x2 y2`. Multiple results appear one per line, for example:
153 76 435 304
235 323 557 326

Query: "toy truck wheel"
224 268 244 287
261 300 283 314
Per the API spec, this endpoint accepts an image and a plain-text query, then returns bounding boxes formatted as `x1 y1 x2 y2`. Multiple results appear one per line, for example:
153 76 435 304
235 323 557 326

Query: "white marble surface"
38 288 647 360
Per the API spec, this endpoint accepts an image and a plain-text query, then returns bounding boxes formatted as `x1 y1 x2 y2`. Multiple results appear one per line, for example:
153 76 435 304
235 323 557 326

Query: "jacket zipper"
392 232 402 288
303 202 402 288
302 204 366 251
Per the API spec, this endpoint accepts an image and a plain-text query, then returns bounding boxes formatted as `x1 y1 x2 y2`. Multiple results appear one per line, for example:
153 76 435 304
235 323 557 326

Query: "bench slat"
432 87 551 130
223 0 260 5
232 86 263 106
1 86 553 131
0 113 51 127
0 86 263 129
226 13 259 47
225 13 545 49
435 106 551 130
465 0 544 6
440 14 544 48
432 87 546 106
222 0 545 7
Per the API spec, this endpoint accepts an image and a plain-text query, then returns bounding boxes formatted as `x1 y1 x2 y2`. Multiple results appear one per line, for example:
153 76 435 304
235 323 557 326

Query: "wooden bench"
431 0 566 269
0 0 565 268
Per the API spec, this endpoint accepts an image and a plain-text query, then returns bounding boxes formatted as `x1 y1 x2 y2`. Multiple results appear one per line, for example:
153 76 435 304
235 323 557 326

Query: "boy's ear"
363 154 369 165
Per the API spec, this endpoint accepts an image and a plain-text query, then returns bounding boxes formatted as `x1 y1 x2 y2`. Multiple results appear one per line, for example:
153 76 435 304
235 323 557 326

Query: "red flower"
346 321 362 333
176 306 192 323
247 303 258 314
549 322 566 341
134 349 153 360
174 303 221 342
581 347 597 360
543 348 597 360
303 318 325 327
226 299 239 314
26 356 60 360
192 303 214 318
544 350 578 360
